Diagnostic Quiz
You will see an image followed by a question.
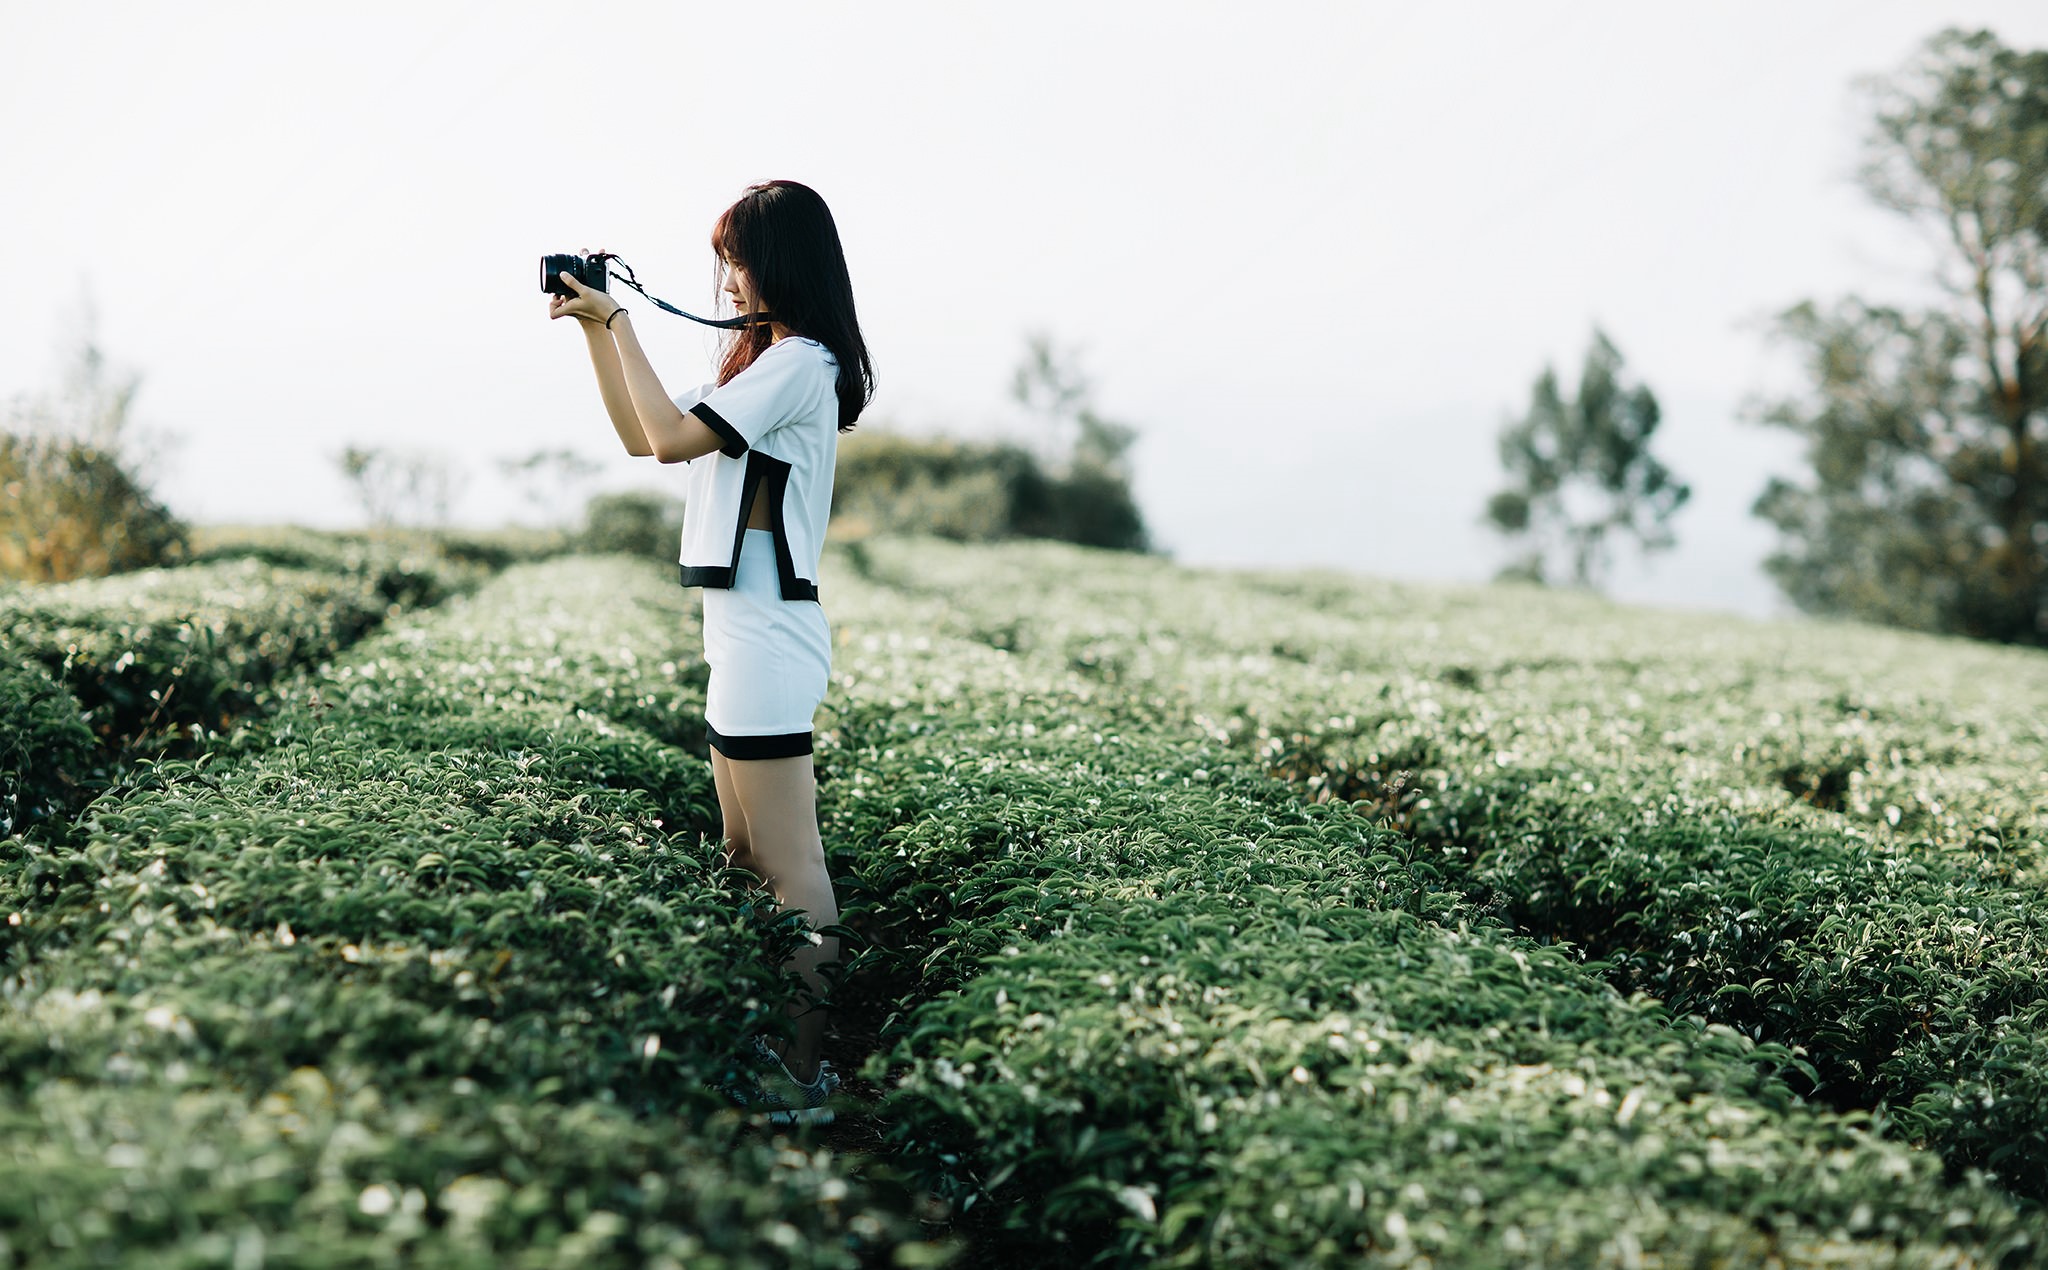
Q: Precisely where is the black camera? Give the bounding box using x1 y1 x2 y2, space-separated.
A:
536 251 757 330
541 251 611 297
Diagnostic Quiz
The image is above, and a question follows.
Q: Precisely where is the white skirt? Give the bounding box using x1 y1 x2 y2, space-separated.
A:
701 528 831 759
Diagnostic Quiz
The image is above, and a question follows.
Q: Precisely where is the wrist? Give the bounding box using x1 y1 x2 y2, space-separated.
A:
604 306 630 331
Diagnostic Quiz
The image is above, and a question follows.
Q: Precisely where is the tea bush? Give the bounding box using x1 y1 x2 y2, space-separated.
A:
801 553 2047 1267
189 523 569 575
11 535 2048 1267
0 556 946 1268
578 490 687 560
0 545 482 762
835 535 2048 1208
0 654 95 837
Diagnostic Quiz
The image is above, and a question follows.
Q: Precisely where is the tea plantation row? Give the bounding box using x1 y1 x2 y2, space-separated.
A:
1 534 482 837
811 542 2047 1266
6 538 2045 1267
1 556 950 1267
836 538 2048 1197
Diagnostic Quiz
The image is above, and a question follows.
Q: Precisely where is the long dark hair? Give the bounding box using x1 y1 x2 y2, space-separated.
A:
711 181 874 431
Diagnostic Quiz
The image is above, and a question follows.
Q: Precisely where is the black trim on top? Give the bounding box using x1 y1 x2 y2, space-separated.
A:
708 725 814 760
676 449 820 602
766 458 819 602
725 455 770 581
692 403 749 459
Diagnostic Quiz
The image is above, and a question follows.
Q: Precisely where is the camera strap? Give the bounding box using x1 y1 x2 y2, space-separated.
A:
599 254 777 330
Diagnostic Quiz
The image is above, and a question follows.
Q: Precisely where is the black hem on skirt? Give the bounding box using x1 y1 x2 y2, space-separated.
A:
708 726 815 760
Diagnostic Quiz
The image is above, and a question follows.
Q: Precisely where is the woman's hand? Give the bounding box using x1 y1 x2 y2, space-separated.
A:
549 268 622 326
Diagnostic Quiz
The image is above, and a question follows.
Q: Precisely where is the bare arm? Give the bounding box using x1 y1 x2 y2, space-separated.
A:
581 321 654 456
606 313 730 464
552 271 729 463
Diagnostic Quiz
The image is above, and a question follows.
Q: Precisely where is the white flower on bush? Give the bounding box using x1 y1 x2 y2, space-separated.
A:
1117 1185 1157 1222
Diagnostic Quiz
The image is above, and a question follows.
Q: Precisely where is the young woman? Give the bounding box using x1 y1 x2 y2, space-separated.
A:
549 180 874 1124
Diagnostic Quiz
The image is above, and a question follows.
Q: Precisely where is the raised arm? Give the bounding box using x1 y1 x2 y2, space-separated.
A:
605 311 732 464
578 321 654 456
551 272 729 464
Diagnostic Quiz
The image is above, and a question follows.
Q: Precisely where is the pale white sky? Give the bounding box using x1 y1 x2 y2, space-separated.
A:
5 1 2043 620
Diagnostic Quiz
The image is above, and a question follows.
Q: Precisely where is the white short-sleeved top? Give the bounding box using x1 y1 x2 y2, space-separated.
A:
670 336 840 602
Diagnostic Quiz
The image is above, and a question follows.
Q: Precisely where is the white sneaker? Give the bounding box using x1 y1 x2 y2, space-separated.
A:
727 1036 841 1126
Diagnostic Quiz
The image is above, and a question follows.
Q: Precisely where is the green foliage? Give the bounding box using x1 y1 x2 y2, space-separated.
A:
1753 27 2048 645
1484 329 1688 589
1 315 190 583
831 334 1148 553
1037 462 1147 556
11 534 2048 1265
0 655 96 838
0 556 944 1267
835 535 2048 1222
0 1079 917 1270
577 490 687 560
801 539 2046 1265
1010 332 1147 552
186 523 388 573
429 527 573 571
833 432 1146 551
833 433 1030 542
183 526 480 609
188 523 574 574
0 541 482 797
0 433 190 583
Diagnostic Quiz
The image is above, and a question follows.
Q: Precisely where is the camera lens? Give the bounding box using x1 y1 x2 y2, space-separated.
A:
540 253 578 295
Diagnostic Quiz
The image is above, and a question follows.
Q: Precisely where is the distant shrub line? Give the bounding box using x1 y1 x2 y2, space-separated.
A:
831 432 1148 552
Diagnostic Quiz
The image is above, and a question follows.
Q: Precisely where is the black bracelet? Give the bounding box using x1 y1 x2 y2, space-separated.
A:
604 307 629 330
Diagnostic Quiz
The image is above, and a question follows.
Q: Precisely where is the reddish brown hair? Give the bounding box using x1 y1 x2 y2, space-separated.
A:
711 181 874 431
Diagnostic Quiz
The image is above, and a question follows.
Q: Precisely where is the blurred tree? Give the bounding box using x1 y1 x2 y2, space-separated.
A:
336 446 397 528
1484 329 1690 589
826 334 1149 551
1 307 188 581
1750 27 2047 645
336 445 467 531
497 447 604 527
1009 332 1147 551
1012 332 1091 470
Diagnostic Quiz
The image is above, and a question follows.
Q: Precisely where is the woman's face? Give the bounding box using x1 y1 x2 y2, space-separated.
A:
720 254 760 316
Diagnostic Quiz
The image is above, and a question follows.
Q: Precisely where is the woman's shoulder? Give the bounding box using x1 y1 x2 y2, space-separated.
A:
758 337 839 404
767 335 837 367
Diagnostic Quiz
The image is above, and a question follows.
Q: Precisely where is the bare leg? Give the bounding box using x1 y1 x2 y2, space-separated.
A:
726 750 838 1084
709 749 758 878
